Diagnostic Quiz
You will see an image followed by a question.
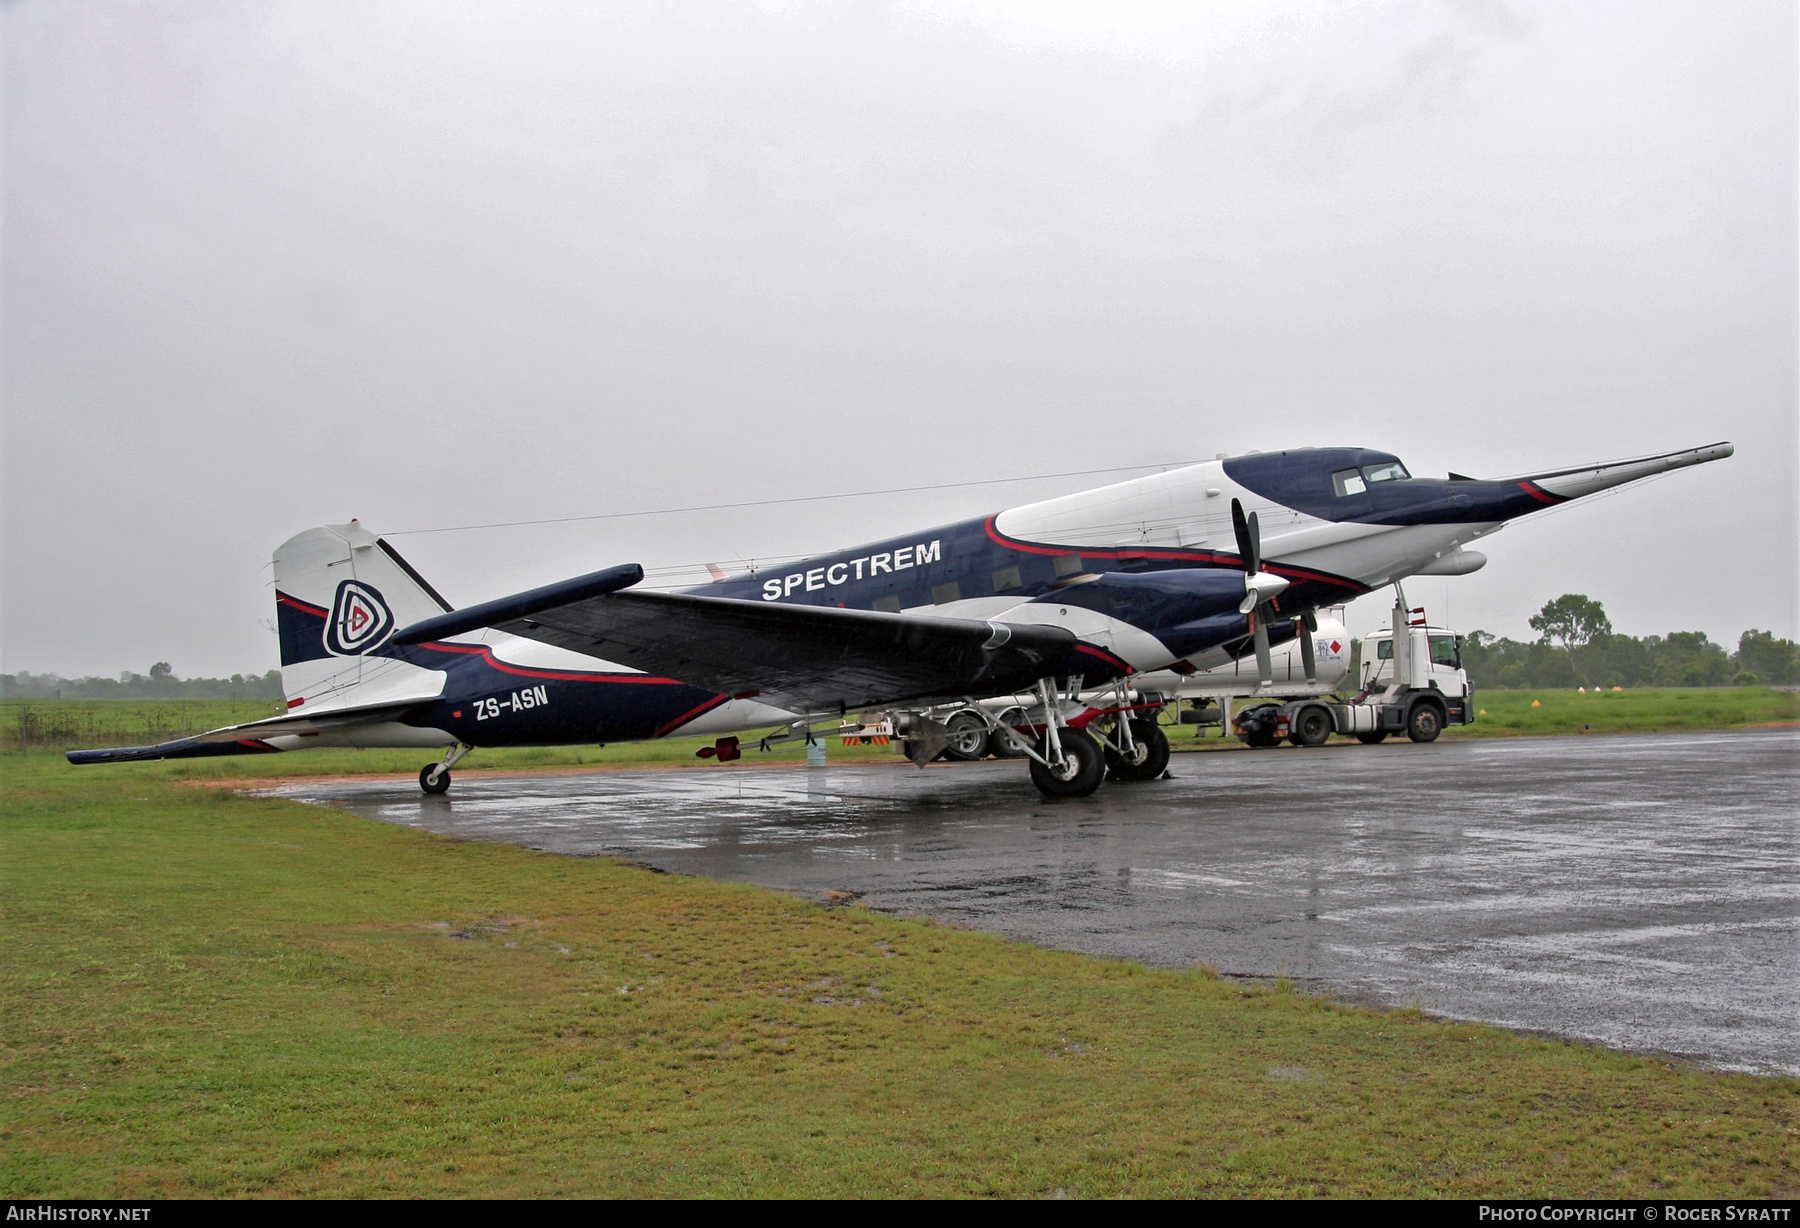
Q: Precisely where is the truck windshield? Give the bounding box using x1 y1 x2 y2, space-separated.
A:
1362 461 1410 483
1429 635 1460 667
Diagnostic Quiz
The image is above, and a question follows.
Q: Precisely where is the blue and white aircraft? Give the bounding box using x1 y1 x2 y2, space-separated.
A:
69 441 1732 798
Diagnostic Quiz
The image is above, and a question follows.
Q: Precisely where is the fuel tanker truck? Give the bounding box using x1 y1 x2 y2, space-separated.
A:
1229 594 1473 747
912 607 1356 760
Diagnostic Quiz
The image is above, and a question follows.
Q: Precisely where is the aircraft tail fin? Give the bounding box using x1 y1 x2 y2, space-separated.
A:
271 523 454 709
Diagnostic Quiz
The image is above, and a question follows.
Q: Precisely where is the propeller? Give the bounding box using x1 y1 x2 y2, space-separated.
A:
1295 609 1319 682
1231 498 1290 687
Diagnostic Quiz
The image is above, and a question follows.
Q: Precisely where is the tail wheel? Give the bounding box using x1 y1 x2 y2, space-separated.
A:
942 711 991 761
419 765 451 794
1354 730 1387 745
1407 702 1444 743
1028 727 1105 798
991 708 1028 758
1108 719 1170 781
1289 706 1333 747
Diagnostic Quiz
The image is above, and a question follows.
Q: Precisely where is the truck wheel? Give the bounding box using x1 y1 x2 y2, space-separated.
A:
1028 728 1105 798
1234 702 1282 748
1109 720 1170 781
1289 706 1332 747
942 711 990 761
1354 731 1387 745
1407 702 1444 743
991 708 1028 758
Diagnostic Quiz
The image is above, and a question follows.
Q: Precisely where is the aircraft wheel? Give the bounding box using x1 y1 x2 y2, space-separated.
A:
1108 720 1170 781
1290 706 1333 747
942 711 991 761
990 708 1028 758
419 765 451 794
1028 727 1105 798
1407 702 1444 743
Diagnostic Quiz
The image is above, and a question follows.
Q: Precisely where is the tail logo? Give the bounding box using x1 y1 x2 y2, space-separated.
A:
324 580 396 656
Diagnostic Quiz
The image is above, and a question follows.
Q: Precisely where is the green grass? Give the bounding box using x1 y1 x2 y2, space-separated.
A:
1 752 1794 1197
1444 686 1798 739
13 688 1795 779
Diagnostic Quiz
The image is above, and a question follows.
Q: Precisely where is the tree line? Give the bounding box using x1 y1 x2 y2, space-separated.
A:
0 665 285 700
4 595 1796 699
1461 595 1798 690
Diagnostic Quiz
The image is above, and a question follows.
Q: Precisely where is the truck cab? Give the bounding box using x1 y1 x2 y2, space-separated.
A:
1339 621 1474 740
1359 625 1470 701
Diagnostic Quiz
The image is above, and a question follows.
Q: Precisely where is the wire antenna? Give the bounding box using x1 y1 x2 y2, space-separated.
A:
383 459 1204 537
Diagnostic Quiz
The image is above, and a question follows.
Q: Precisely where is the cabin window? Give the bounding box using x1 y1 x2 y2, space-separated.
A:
871 596 902 614
990 566 1021 592
1053 553 1084 577
1430 635 1461 668
931 581 962 605
1362 461 1410 484
1332 468 1367 497
1375 639 1393 660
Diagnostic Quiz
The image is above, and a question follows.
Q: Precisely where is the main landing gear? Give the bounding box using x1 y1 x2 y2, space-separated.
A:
966 677 1172 800
419 743 472 795
1028 726 1105 797
1105 718 1171 781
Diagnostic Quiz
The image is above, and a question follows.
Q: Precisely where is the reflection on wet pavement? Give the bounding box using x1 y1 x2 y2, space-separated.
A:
268 728 1800 1074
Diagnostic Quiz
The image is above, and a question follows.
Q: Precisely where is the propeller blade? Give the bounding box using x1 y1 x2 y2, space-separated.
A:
1297 617 1317 682
1230 499 1252 570
1253 619 1273 686
1302 609 1319 633
1246 510 1262 577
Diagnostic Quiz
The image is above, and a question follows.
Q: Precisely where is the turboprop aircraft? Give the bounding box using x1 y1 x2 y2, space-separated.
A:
68 441 1732 798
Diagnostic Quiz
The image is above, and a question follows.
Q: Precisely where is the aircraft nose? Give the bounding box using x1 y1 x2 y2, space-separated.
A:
1521 441 1733 502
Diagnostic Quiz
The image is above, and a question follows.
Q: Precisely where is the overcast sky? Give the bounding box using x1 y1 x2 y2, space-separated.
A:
5 0 1795 678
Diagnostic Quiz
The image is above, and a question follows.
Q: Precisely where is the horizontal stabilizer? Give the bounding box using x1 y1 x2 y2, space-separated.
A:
66 737 290 765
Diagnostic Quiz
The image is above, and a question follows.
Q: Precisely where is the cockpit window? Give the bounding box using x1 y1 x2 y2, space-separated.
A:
1362 461 1410 483
1332 468 1367 497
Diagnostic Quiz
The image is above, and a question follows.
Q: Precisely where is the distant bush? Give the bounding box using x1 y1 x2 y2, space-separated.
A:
1461 597 1798 690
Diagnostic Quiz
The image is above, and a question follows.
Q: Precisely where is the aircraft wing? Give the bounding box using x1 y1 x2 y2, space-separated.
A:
392 568 1077 714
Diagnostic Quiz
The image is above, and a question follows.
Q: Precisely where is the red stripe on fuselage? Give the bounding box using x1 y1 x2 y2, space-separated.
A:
982 516 1365 591
654 693 732 738
416 640 685 684
1518 481 1565 505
